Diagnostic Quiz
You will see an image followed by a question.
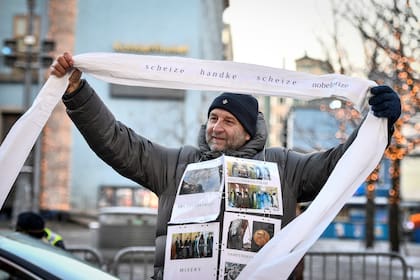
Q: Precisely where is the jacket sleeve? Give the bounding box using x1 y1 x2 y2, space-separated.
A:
62 80 178 195
284 123 362 202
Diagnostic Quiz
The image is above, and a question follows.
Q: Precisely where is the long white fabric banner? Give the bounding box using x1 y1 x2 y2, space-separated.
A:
0 53 387 279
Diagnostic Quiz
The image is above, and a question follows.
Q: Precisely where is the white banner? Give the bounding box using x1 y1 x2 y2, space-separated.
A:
74 52 371 110
0 74 70 206
0 53 386 279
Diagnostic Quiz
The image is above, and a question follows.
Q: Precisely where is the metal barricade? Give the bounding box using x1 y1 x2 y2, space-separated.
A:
304 251 414 280
67 245 104 269
111 246 155 280
105 247 415 280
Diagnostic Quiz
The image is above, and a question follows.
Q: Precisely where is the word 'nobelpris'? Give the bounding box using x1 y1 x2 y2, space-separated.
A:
312 81 349 89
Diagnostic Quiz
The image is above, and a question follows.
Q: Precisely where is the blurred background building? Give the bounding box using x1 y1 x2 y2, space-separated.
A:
0 0 419 247
0 0 230 219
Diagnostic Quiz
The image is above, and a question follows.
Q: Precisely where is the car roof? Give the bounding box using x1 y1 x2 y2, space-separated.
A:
0 230 118 279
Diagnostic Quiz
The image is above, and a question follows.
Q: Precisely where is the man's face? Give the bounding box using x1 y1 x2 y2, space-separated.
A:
206 108 251 152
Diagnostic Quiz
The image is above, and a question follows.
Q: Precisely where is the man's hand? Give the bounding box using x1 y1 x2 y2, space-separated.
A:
50 52 82 93
369 85 401 127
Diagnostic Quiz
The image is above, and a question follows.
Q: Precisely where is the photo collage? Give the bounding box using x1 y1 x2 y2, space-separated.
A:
165 155 283 279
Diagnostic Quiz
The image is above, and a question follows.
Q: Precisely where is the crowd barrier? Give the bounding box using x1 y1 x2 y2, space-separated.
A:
110 246 155 280
304 251 414 280
67 246 415 280
66 245 104 269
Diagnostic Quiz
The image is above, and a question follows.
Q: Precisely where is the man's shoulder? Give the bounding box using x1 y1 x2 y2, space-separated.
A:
178 145 201 162
179 145 200 154
254 147 288 160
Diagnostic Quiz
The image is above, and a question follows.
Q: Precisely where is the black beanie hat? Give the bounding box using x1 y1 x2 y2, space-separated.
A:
208 92 259 137
16 212 45 233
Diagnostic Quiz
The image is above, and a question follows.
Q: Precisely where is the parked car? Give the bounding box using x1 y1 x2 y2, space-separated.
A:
97 185 158 250
0 230 118 280
98 206 157 249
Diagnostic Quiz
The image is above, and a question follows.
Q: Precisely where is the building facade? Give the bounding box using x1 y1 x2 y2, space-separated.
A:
0 0 230 216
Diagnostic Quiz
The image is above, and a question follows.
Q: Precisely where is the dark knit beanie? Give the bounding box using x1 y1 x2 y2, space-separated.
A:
16 212 45 234
208 92 259 137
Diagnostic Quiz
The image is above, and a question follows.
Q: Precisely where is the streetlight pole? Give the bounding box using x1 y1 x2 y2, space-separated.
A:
22 0 41 213
24 0 35 110
11 0 39 219
25 0 41 213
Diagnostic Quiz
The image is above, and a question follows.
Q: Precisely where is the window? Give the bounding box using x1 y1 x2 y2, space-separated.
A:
13 15 41 48
0 14 41 83
1 111 22 143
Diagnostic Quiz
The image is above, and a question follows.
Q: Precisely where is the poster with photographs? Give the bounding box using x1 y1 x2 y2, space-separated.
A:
170 156 224 224
224 156 283 215
164 223 220 280
219 212 281 280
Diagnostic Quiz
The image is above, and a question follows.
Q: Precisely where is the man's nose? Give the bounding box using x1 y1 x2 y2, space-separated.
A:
212 120 224 132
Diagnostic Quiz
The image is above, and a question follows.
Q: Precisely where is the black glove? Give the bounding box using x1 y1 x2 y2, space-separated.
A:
369 85 401 128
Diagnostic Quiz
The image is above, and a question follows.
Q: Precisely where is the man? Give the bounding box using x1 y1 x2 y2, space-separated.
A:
15 211 66 250
51 52 401 279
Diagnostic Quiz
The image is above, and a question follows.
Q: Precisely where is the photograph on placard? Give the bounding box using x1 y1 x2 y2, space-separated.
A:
222 261 246 280
164 223 219 280
170 231 215 260
179 165 223 195
170 156 224 224
219 212 281 279
224 156 282 215
226 156 278 181
226 182 280 214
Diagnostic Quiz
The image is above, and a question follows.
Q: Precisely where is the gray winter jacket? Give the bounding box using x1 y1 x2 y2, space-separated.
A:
63 80 359 279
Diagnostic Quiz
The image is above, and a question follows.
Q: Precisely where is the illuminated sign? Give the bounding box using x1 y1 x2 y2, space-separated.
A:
113 42 188 55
